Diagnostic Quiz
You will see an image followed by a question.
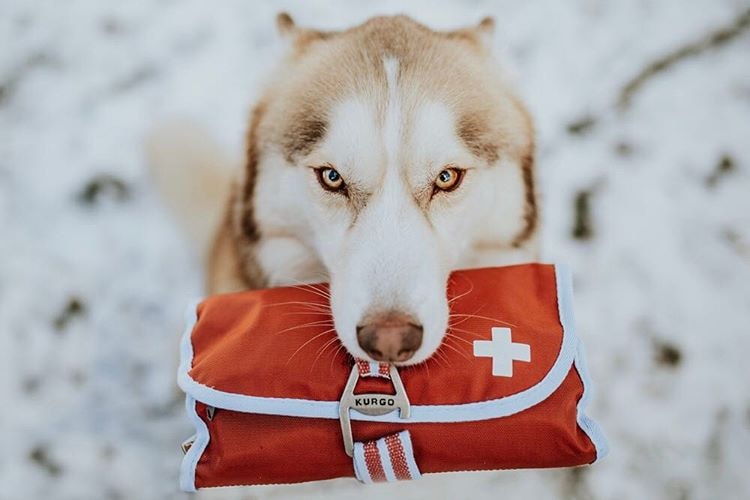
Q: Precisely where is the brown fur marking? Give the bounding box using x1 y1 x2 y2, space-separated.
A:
207 197 252 292
457 112 500 164
241 102 266 242
282 114 328 163
511 148 538 247
211 184 267 291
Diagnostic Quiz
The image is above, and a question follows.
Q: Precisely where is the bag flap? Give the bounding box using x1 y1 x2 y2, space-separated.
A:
177 263 579 423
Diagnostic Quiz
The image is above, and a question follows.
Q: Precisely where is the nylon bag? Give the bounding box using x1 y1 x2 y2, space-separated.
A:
177 263 608 490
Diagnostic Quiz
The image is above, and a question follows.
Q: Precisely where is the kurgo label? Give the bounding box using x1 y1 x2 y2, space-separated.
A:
354 396 397 408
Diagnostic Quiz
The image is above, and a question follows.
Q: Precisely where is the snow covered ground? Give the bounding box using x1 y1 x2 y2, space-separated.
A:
2 1 750 499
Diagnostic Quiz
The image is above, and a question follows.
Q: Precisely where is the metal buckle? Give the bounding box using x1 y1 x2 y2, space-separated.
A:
181 436 195 454
338 364 411 457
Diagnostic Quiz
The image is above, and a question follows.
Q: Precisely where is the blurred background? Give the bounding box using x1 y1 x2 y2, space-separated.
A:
2 1 749 499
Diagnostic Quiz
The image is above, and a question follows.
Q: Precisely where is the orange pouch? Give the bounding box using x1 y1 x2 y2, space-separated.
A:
177 263 608 490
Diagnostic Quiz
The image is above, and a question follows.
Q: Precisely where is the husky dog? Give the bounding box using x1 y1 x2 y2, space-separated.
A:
149 13 537 368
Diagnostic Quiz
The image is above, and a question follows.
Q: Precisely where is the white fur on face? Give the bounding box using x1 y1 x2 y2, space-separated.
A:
327 167 450 365
382 57 401 171
259 59 527 365
301 59 457 365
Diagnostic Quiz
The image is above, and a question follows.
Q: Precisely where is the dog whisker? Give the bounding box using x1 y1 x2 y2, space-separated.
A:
447 280 475 305
444 332 477 345
310 336 341 373
445 326 486 340
284 328 337 366
439 336 470 360
431 347 451 369
329 343 348 373
273 319 335 336
272 305 332 316
447 273 475 301
286 282 332 302
263 300 329 311
269 273 332 302
449 312 517 328
281 310 333 318
267 302 332 318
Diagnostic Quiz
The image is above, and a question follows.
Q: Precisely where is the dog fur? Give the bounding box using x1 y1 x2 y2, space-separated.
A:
148 13 538 367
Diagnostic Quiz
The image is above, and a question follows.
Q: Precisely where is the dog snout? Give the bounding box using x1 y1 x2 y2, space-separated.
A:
356 310 424 362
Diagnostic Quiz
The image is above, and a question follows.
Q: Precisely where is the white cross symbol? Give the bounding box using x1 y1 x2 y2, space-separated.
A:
473 327 531 377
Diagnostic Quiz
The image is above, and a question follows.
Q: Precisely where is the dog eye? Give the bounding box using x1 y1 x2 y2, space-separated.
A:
433 167 464 193
316 166 346 193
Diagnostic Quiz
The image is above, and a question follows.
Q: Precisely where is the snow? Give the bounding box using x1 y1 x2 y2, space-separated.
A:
2 0 749 499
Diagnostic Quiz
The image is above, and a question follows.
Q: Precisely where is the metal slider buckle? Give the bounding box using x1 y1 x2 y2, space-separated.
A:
338 364 411 457
181 436 194 455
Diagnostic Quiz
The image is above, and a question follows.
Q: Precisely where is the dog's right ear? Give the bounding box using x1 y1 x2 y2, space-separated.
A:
275 12 332 50
276 12 297 37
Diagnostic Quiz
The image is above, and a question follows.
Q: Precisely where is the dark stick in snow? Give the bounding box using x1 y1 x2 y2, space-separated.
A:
618 8 750 109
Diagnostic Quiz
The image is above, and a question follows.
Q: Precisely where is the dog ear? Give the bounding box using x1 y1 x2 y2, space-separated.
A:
471 16 495 47
446 16 496 49
276 12 297 37
476 16 495 35
275 12 332 50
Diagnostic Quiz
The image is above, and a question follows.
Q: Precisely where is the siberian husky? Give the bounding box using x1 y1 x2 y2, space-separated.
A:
149 11 539 498
149 12 537 372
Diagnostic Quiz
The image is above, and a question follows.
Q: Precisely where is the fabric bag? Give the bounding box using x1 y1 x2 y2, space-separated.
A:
177 263 608 490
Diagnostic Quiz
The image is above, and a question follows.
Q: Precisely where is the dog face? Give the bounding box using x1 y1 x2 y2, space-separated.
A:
240 15 537 365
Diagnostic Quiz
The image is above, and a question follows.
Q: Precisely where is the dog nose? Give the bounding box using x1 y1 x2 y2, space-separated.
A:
356 310 423 362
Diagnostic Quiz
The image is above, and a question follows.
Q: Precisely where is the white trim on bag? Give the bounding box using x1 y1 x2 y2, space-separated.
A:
556 265 609 461
572 341 610 462
180 395 209 492
177 265 580 424
178 300 209 492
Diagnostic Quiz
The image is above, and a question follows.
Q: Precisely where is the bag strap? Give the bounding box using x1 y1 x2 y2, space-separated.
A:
341 361 421 482
352 430 422 483
356 359 391 379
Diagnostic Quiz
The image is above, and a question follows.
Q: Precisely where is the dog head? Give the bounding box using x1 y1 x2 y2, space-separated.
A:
236 14 537 365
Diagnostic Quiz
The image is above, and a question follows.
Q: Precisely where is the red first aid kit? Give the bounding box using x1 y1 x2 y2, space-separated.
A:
177 263 607 490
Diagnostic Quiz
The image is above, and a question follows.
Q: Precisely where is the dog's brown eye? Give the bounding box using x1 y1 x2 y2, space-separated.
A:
316 166 346 192
434 167 464 193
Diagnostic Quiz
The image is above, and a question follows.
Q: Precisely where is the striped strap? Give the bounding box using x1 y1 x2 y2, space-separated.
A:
352 430 421 483
356 359 391 379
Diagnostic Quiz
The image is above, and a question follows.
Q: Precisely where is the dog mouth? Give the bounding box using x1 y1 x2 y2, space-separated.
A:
324 254 451 367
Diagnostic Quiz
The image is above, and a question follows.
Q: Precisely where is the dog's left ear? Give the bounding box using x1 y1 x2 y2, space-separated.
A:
471 16 495 47
447 16 495 49
476 16 496 35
